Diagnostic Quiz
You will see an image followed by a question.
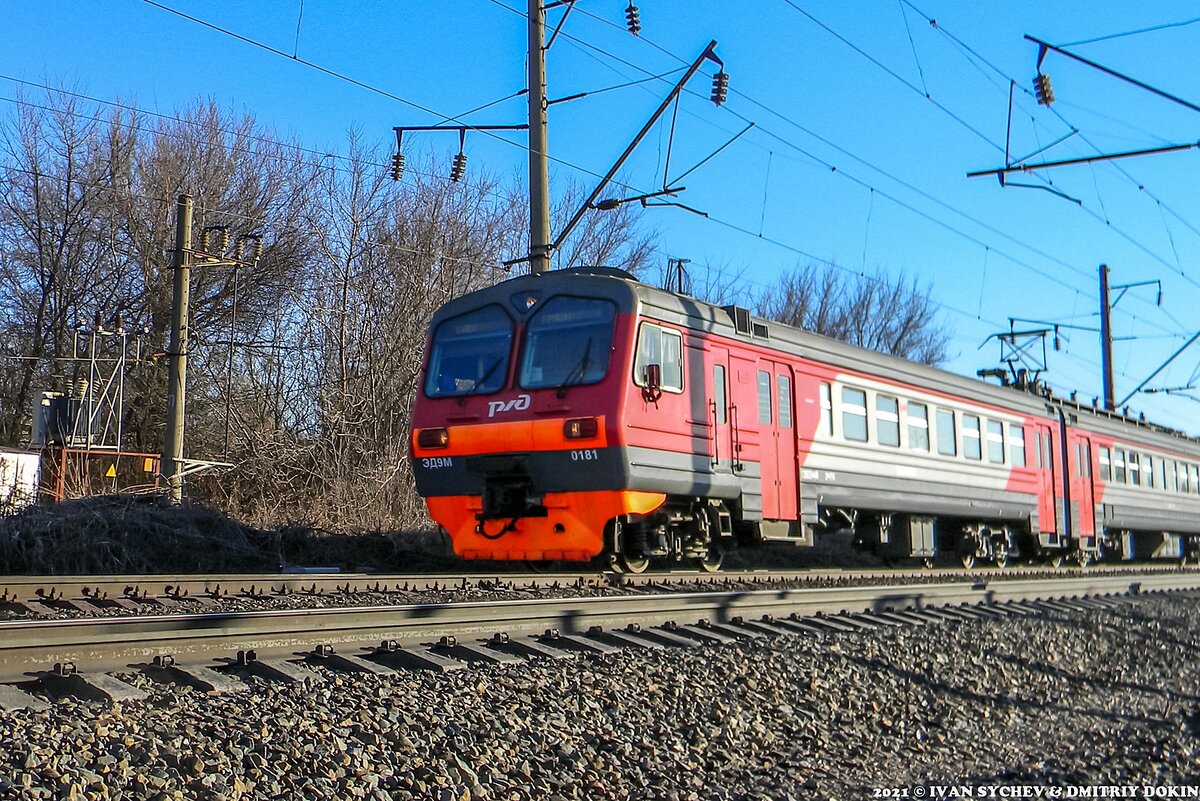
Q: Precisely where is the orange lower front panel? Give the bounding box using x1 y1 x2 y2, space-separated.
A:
426 490 666 561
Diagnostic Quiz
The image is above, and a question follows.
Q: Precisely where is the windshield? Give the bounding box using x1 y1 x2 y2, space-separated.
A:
424 305 514 397
518 296 616 390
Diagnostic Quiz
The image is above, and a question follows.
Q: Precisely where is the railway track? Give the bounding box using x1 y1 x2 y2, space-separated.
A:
2 562 1194 618
2 570 1198 707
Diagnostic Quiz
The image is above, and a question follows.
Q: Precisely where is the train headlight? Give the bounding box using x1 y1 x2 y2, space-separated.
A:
563 417 599 440
417 428 450 449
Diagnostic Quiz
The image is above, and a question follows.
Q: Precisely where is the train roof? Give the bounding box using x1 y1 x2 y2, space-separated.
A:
439 268 1200 453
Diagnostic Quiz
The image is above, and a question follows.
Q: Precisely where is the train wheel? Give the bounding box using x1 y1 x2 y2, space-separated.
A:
994 551 1009 570
922 557 935 570
695 546 724 573
960 553 977 570
618 553 651 574
1049 553 1065 569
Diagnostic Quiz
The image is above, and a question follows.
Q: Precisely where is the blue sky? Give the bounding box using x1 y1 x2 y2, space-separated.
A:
5 2 1200 433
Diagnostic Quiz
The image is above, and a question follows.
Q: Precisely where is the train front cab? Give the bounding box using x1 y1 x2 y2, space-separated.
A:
411 272 669 563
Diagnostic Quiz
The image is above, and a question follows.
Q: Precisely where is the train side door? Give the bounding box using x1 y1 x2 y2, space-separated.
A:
758 359 798 520
1033 424 1058 536
1069 433 1097 541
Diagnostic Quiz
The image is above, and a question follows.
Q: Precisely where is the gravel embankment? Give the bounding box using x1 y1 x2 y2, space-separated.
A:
2 594 1198 800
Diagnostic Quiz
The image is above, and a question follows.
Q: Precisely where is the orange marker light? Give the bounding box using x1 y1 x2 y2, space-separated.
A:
563 417 599 440
417 428 450 449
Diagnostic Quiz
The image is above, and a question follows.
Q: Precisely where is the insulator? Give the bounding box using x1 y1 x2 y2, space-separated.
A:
710 71 729 106
390 152 405 181
252 237 263 261
1033 73 1055 106
218 227 230 254
450 151 467 183
624 3 641 35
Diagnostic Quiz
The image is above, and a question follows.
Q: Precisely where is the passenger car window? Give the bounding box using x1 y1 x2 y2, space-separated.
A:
936 408 956 456
425 304 514 397
842 387 868 442
963 415 981 461
907 402 929 451
986 420 1004 464
876 395 899 447
1010 425 1026 467
820 382 833 436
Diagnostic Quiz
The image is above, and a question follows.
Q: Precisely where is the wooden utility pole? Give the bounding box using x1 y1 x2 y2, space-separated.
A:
163 194 193 502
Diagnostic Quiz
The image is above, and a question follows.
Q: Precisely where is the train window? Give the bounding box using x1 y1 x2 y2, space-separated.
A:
1099 448 1111 481
907 402 930 452
985 420 1005 464
757 371 773 425
1128 453 1141 486
1009 425 1026 467
1191 464 1199 495
935 408 956 456
634 323 684 392
1166 461 1176 492
1178 462 1188 493
519 297 616 390
713 365 727 424
876 395 900 447
963 415 981 460
820 382 833 436
425 304 514 397
1146 456 1156 488
777 375 793 429
1113 450 1126 483
842 387 868 442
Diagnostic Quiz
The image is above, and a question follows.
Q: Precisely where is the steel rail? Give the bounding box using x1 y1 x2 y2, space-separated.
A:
3 563 1192 608
1 572 1197 683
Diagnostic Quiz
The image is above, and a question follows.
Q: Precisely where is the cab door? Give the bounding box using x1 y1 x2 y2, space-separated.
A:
708 346 733 475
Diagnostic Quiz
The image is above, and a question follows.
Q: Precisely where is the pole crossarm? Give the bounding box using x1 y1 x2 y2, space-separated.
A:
552 41 722 253
392 124 528 133
1025 35 1200 116
1118 331 1200 408
968 142 1199 179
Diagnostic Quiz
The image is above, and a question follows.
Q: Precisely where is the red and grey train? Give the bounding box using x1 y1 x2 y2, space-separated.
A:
410 267 1200 572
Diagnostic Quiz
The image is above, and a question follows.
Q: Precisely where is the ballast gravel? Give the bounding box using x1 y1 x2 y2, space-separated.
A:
2 594 1199 800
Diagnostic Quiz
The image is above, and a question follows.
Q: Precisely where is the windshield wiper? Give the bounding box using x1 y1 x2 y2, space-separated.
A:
556 338 593 399
463 356 504 397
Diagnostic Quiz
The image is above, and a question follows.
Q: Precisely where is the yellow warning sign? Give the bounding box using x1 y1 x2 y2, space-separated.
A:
104 464 116 478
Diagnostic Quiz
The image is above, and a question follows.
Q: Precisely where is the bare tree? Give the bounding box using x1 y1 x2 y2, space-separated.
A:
757 262 950 365
0 90 664 532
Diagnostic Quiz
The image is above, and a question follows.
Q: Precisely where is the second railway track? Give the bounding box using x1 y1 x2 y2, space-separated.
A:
2 569 1198 697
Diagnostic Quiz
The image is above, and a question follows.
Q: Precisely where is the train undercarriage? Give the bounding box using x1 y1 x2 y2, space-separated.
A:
604 498 736 573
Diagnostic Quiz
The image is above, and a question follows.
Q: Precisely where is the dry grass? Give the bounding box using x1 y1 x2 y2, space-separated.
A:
0 495 459 575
